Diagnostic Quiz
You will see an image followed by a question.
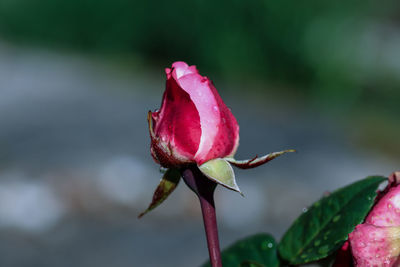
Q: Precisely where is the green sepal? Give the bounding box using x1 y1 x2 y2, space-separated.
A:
138 168 181 218
225 149 295 169
198 158 241 194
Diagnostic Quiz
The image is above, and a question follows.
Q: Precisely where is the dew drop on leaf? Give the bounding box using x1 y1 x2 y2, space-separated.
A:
261 241 274 250
332 215 341 222
318 245 329 254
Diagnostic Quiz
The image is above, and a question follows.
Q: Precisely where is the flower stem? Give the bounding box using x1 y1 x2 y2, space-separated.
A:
182 166 222 267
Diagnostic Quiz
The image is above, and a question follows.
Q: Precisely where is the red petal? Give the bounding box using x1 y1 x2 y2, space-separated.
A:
154 75 201 159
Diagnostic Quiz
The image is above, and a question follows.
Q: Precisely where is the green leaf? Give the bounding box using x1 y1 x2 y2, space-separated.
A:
138 168 181 218
278 176 387 265
240 261 266 267
202 233 280 267
198 158 241 193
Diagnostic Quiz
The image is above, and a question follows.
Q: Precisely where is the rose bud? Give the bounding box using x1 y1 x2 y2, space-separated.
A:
140 61 294 217
149 61 239 169
347 172 400 266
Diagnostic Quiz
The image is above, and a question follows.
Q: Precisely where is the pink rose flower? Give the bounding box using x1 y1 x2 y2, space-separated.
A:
347 172 400 266
149 61 239 168
140 61 293 217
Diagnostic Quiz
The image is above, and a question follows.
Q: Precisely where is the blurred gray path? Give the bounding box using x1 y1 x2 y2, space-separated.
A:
0 42 397 267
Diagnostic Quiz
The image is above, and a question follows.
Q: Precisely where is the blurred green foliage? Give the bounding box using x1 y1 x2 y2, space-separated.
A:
0 0 399 108
0 0 399 156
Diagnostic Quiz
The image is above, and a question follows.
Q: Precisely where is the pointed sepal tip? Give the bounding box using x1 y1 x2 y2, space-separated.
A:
226 149 295 169
138 168 181 218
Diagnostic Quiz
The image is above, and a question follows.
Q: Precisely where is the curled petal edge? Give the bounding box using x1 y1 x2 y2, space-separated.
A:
225 149 296 169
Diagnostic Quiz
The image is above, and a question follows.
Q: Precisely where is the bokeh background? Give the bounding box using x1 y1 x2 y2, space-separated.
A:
0 0 399 266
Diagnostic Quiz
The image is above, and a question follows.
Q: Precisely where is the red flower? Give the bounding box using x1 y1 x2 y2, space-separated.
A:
344 172 400 266
149 61 239 168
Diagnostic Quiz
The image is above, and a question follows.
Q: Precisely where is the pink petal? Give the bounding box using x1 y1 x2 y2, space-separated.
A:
202 80 239 162
176 73 221 164
169 61 198 80
349 224 400 266
365 184 400 227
